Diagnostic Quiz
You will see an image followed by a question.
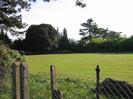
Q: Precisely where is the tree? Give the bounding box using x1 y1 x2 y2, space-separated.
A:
0 0 86 39
58 28 69 50
0 29 11 44
104 30 121 40
0 0 86 36
0 0 30 35
79 18 100 43
12 39 25 50
80 18 121 44
24 24 58 52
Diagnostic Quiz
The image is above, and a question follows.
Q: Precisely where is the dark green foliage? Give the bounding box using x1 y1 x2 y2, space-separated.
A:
12 39 25 50
121 36 133 51
67 36 133 52
11 19 133 53
80 18 121 44
0 29 11 45
0 0 30 35
69 39 78 51
58 28 70 50
24 24 58 52
80 18 98 43
77 18 128 52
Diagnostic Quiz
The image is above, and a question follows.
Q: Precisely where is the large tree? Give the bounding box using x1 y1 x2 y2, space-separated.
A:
24 24 58 52
80 18 121 43
0 0 30 35
79 18 100 43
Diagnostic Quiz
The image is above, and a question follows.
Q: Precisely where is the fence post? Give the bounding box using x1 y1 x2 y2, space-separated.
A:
20 63 29 99
12 63 20 99
95 65 100 99
0 65 3 92
50 65 62 99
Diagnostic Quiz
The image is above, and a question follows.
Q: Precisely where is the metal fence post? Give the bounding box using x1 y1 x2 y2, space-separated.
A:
20 63 29 99
50 65 63 99
12 63 20 99
96 65 100 99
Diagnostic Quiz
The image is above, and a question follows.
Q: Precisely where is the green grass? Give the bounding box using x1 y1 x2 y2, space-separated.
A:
26 53 133 83
29 73 106 99
29 73 126 99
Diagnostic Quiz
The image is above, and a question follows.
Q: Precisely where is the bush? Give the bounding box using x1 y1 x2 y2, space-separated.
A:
0 41 25 66
0 41 25 79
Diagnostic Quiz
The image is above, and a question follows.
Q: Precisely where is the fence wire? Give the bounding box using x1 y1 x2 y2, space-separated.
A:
1 65 133 99
0 66 13 99
29 73 51 99
98 78 133 99
29 73 96 99
29 73 133 99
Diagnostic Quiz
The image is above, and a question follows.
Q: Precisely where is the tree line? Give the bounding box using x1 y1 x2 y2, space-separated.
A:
1 0 133 54
1 18 133 54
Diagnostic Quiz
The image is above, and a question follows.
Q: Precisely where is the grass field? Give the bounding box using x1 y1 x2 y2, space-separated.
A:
26 53 133 83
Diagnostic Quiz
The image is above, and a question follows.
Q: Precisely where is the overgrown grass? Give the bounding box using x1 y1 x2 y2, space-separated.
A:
29 73 97 99
0 74 12 99
27 53 133 83
29 73 126 99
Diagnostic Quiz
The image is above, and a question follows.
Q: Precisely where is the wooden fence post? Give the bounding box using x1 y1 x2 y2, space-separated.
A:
20 63 29 99
12 63 20 99
95 65 100 99
50 65 62 99
0 65 3 92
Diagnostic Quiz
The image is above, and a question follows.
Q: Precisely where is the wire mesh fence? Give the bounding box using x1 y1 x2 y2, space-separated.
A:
28 65 133 99
29 74 133 99
98 78 133 99
29 73 51 99
1 64 133 99
0 66 13 99
29 73 96 99
57 74 96 99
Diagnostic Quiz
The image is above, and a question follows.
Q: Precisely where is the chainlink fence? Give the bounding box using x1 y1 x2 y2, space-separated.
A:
29 73 96 99
98 78 133 99
29 73 133 99
0 66 13 99
1 64 133 99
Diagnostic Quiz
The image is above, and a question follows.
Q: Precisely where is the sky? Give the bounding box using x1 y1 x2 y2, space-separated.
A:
21 0 133 40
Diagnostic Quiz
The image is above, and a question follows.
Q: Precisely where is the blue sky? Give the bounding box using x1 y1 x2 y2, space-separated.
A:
22 0 133 40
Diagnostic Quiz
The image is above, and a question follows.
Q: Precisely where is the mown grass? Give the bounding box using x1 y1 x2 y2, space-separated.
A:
27 53 133 83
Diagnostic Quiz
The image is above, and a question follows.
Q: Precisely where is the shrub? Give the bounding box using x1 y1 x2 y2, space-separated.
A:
0 41 25 79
